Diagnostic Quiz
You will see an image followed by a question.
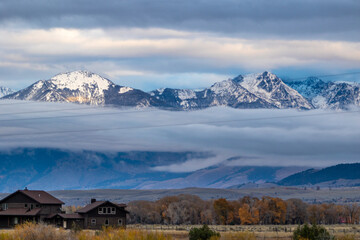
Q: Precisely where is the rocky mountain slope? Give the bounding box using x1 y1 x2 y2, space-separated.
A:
3 71 165 107
151 72 313 110
287 77 360 110
0 86 14 98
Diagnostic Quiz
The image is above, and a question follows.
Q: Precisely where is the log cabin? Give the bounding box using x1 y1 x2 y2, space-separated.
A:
0 189 128 229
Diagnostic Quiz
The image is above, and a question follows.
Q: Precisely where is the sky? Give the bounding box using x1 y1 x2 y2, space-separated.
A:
1 101 360 171
0 0 360 90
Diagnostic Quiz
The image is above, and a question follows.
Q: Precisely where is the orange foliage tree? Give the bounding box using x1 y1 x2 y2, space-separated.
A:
258 196 287 224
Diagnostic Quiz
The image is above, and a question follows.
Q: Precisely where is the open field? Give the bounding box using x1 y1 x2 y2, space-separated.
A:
18 187 360 205
128 224 360 240
1 224 360 240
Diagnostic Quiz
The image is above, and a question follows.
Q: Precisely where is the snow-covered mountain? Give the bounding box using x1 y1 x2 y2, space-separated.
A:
3 71 164 107
287 77 360 110
4 70 359 110
151 71 313 110
0 86 14 97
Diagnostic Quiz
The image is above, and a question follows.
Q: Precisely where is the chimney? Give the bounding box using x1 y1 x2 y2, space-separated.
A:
24 187 28 191
91 198 96 203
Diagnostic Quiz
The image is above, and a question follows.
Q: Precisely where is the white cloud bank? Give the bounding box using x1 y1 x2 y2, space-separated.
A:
0 101 359 171
1 27 360 90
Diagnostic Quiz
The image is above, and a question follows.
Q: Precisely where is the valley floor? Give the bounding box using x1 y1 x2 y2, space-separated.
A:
128 224 360 240
1 224 360 240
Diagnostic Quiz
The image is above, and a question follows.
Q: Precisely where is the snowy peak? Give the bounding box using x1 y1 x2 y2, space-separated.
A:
50 71 113 92
150 71 313 110
240 71 280 91
236 71 313 109
2 70 158 107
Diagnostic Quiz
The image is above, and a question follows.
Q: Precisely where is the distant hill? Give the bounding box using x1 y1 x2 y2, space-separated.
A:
0 148 304 192
278 163 360 186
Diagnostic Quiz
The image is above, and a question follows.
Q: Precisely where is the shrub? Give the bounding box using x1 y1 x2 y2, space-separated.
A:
293 224 334 240
189 225 220 240
13 222 70 240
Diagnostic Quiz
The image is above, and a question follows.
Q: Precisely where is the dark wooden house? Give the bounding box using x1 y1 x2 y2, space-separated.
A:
47 199 128 229
0 189 128 230
0 188 64 228
76 199 128 229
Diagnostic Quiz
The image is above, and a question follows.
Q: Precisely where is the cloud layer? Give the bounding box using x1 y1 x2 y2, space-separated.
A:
0 0 359 90
1 101 359 171
1 0 359 40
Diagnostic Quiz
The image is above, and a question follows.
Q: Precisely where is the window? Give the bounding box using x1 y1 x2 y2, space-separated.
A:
30 204 34 210
98 207 116 215
2 203 8 210
35 204 40 208
24 204 28 208
91 219 96 225
118 219 122 225
104 219 109 226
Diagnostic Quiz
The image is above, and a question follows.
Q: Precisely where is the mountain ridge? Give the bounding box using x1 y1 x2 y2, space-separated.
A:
2 70 359 110
278 163 360 186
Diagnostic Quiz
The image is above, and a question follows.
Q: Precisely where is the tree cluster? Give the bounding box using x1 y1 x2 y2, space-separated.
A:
126 194 360 225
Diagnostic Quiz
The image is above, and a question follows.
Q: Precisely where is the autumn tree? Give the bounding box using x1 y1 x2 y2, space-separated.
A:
213 198 234 225
258 196 287 224
285 198 308 224
238 196 260 225
321 203 342 224
307 204 324 224
344 203 360 224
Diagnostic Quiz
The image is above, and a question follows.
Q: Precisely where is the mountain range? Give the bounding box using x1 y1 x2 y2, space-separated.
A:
2 70 359 110
0 147 359 192
0 148 306 192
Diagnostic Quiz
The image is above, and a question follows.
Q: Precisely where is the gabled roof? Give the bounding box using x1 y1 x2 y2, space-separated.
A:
76 201 128 214
0 190 64 205
76 201 106 213
0 208 41 216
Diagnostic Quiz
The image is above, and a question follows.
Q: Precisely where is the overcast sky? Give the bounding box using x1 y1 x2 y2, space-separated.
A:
1 101 360 171
0 0 359 90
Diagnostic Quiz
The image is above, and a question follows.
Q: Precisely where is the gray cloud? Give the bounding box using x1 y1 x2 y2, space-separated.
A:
0 27 359 90
1 101 359 172
1 0 360 41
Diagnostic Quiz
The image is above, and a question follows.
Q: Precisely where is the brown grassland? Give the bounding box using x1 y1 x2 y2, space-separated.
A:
1 222 360 240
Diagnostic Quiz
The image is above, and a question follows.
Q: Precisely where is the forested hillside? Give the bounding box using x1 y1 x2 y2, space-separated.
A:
278 163 360 186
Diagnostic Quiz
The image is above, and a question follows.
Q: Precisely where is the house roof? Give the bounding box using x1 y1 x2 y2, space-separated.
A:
46 213 83 219
76 201 106 213
0 190 64 205
76 201 128 214
0 208 41 216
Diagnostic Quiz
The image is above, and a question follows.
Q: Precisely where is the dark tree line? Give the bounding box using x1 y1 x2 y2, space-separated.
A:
126 194 360 225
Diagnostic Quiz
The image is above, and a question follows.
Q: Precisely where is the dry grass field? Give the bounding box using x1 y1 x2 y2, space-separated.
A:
1 223 360 240
128 224 360 240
